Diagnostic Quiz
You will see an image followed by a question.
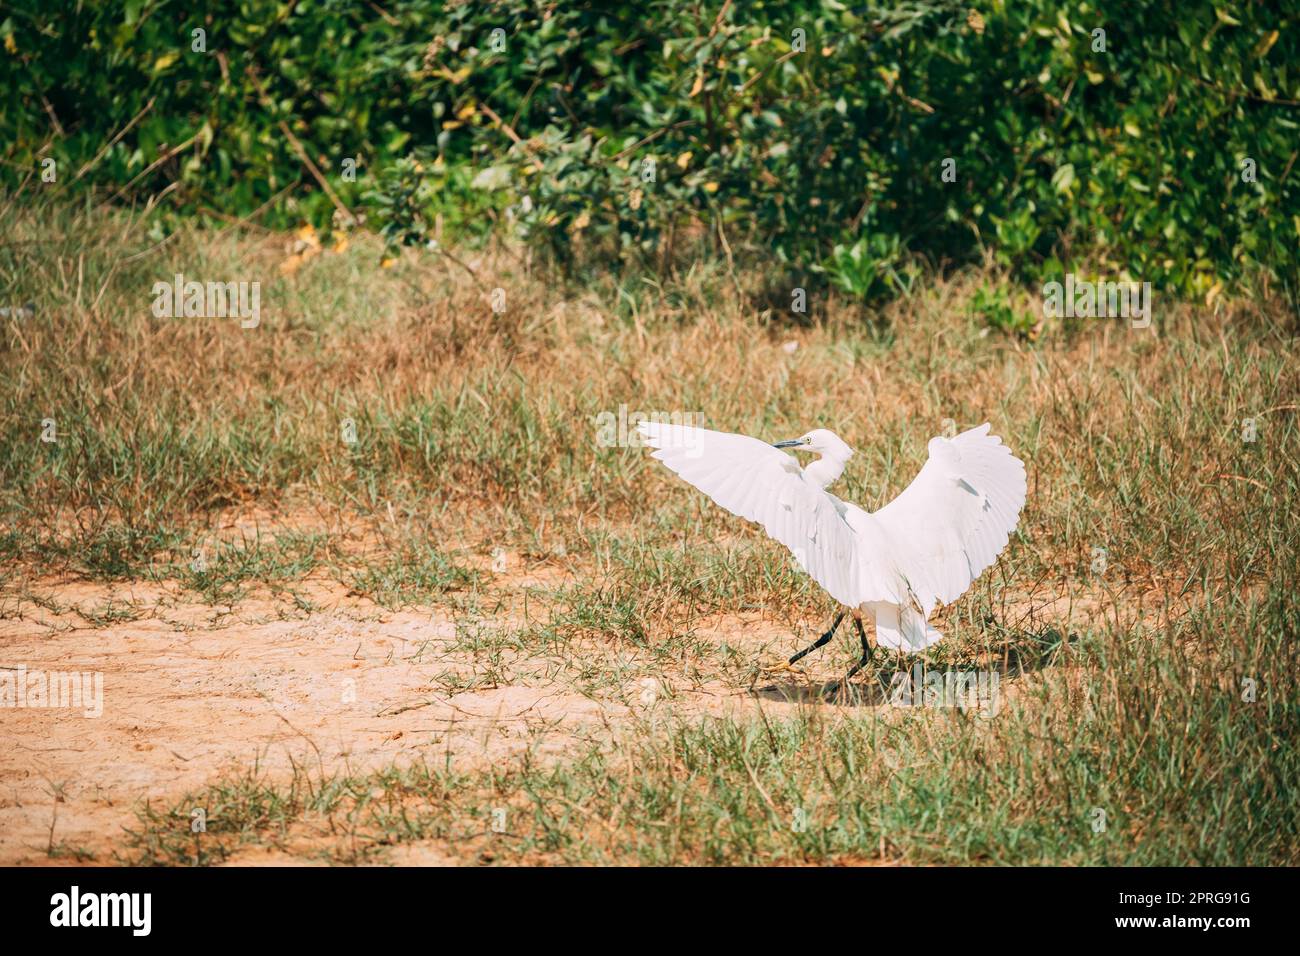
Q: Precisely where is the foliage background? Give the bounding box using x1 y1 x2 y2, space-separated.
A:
1 0 1298 303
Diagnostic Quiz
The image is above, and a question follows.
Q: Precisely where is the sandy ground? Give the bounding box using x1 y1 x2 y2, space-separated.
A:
0 567 832 865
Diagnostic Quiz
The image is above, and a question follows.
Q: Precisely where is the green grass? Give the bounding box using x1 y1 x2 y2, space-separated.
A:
162 531 335 604
345 542 480 608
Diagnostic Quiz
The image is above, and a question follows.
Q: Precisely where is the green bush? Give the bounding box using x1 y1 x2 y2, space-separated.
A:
2 1 1296 300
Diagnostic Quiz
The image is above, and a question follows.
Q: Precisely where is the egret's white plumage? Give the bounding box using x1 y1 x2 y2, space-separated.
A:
637 421 1026 654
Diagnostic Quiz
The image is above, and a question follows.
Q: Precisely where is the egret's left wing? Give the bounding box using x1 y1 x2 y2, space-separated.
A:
870 423 1026 613
637 422 891 608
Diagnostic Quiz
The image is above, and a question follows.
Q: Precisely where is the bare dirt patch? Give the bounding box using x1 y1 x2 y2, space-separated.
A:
0 572 629 864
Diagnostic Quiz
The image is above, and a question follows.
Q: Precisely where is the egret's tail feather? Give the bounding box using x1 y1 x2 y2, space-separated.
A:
866 601 944 653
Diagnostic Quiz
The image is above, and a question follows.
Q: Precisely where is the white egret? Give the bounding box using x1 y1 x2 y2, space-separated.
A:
637 421 1026 687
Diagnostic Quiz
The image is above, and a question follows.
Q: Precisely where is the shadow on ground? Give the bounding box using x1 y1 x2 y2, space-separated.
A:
751 625 1077 708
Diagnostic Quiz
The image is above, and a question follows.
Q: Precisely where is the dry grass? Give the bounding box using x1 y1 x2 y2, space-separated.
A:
1 200 1297 865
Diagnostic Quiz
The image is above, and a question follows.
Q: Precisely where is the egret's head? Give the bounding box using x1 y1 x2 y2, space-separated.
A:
773 428 853 460
774 429 853 489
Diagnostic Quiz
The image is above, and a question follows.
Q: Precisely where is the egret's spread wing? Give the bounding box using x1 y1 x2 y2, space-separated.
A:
872 423 1026 613
637 422 888 607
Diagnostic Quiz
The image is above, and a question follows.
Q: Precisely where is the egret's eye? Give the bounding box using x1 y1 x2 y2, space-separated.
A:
804 437 813 444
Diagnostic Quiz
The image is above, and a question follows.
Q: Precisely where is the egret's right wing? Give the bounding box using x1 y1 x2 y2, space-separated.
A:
637 422 891 607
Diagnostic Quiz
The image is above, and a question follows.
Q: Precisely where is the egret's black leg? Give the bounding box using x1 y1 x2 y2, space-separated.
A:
788 611 845 665
824 617 875 698
842 616 875 681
